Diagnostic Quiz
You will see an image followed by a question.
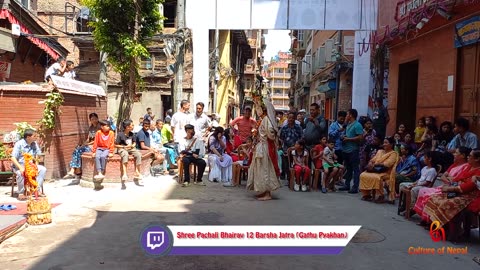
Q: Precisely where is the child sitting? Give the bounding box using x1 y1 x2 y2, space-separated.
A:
312 136 327 170
92 120 115 189
322 138 345 193
414 117 426 147
292 139 310 192
232 136 254 186
399 151 437 210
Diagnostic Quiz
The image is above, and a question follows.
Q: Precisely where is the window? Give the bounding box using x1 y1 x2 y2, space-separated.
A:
246 79 252 90
142 57 153 70
302 55 311 74
20 0 29 9
298 30 304 42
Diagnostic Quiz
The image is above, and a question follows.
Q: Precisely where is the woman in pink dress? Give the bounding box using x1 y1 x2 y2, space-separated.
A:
413 146 471 223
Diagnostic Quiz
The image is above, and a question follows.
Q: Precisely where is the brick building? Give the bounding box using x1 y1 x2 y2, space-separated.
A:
290 30 354 121
35 0 194 121
378 0 480 136
0 0 68 82
265 51 292 111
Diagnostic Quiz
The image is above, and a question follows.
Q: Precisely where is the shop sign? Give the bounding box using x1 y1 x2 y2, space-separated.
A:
395 0 430 21
455 15 480 48
343 36 355 56
0 61 11 79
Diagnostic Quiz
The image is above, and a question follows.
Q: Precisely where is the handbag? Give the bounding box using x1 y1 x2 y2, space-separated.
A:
447 182 458 199
181 138 197 157
367 164 388 173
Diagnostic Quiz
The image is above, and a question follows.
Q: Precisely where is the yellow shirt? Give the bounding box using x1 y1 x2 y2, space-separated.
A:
414 127 425 143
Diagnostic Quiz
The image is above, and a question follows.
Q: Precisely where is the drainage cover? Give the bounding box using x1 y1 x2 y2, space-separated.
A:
351 228 386 243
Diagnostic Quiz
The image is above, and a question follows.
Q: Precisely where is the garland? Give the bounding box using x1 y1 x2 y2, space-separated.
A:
23 153 39 195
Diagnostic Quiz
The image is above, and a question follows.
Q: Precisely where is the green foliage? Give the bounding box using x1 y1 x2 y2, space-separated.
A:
13 122 36 137
82 0 164 85
38 90 64 130
0 144 8 159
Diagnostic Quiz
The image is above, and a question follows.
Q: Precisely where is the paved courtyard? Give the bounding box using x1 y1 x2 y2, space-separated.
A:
0 176 479 270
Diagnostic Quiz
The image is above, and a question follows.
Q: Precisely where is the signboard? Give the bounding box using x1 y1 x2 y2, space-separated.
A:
343 36 355 56
395 0 430 22
0 61 12 79
50 75 106 96
455 15 480 48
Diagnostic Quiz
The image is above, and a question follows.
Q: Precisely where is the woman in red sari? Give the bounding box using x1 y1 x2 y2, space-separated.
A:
422 149 480 229
414 147 471 224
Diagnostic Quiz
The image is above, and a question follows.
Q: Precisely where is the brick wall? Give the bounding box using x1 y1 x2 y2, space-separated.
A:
0 88 107 179
36 0 82 64
0 50 46 83
386 26 456 135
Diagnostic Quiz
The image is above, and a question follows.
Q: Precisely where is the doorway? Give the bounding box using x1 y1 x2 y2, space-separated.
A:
161 95 172 121
396 60 419 132
456 43 480 136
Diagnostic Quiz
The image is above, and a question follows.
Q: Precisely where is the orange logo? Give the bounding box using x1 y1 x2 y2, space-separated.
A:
429 221 446 242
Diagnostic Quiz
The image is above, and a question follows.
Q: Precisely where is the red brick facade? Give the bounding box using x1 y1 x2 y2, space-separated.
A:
380 0 480 135
0 86 107 179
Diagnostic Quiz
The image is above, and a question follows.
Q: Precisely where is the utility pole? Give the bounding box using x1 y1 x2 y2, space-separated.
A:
173 0 185 112
212 28 219 113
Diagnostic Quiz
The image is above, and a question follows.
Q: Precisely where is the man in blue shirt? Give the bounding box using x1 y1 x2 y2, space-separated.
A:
279 111 303 179
448 117 479 152
339 109 364 193
328 110 347 164
11 129 47 200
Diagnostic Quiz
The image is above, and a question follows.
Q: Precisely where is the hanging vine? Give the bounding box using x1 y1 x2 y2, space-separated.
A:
37 89 64 152
37 88 64 134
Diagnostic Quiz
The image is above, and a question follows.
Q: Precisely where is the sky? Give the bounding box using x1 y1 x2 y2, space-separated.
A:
263 30 291 61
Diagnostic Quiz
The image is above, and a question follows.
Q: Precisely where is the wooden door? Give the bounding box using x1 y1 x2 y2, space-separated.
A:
457 44 480 135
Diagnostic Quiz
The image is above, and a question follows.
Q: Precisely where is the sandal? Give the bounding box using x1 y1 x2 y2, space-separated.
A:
17 194 27 201
63 173 75 179
361 195 373 201
374 196 385 203
0 204 17 211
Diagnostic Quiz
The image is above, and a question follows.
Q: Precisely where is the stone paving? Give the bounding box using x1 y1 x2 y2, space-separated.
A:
0 176 479 270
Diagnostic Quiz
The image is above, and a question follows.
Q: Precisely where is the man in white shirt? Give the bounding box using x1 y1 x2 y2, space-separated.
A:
192 102 212 142
45 57 67 82
171 100 193 143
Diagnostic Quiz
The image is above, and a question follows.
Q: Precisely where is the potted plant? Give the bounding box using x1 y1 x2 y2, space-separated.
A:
1 122 36 172
0 143 13 172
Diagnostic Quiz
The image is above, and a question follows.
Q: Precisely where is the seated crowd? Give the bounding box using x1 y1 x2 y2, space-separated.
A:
20 98 479 242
